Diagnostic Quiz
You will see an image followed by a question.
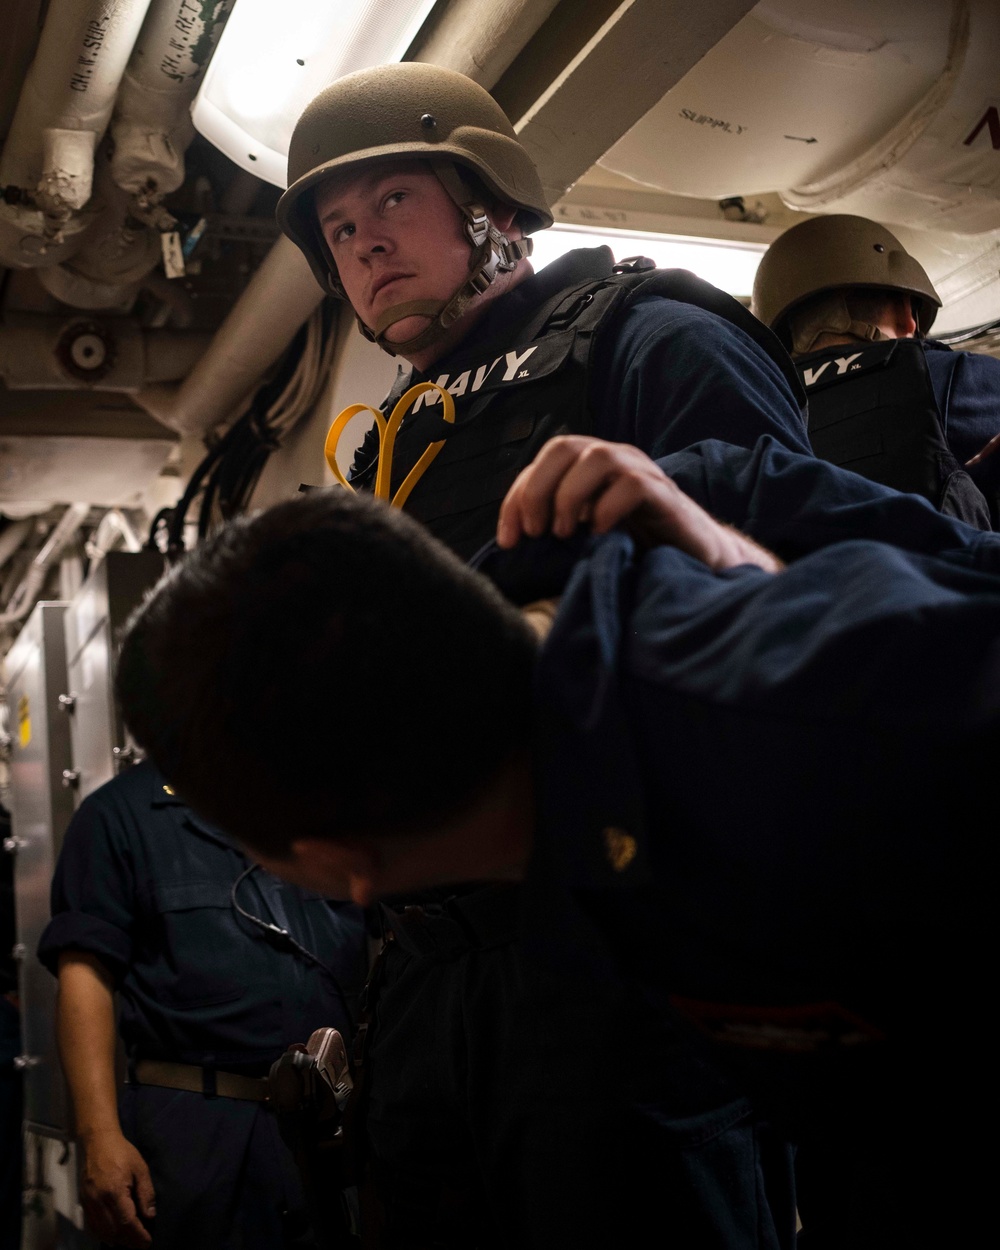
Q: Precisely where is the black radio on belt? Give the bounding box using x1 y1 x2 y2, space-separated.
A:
269 1026 353 1153
270 1028 359 1246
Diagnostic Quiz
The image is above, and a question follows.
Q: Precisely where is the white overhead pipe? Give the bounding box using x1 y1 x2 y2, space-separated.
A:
134 234 324 436
0 0 154 268
34 154 164 311
410 0 562 86
0 503 90 627
110 0 237 227
86 509 143 566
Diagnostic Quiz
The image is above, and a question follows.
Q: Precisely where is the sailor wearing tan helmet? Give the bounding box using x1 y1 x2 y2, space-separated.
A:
271 59 811 1250
277 60 811 560
753 213 1000 528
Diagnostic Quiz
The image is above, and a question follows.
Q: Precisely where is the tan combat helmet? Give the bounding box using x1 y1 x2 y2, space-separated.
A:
276 61 553 355
751 215 941 353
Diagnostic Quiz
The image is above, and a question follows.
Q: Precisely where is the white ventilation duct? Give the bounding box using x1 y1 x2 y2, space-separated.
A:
781 0 999 232
599 0 1000 235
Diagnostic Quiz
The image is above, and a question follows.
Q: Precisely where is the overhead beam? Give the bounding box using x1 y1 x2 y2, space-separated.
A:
511 0 758 206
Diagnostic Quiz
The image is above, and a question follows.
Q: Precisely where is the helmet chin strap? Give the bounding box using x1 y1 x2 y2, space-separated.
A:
357 160 532 358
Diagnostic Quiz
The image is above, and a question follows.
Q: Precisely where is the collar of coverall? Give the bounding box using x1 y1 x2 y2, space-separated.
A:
355 160 533 357
789 290 895 356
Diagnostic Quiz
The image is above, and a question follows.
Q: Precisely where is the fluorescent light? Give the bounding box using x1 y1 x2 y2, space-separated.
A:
192 0 436 188
531 223 766 297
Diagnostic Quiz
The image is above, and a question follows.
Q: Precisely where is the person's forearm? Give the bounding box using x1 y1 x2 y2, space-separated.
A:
56 952 121 1139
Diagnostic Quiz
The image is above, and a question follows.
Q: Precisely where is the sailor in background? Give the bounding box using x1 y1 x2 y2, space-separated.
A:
752 212 1000 528
38 761 367 1250
278 60 813 559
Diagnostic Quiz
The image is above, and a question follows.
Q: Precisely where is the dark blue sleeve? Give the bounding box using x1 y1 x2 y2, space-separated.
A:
658 436 1000 571
37 793 136 983
591 296 812 459
925 346 1000 495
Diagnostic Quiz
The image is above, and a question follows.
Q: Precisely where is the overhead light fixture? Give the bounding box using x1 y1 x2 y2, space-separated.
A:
191 0 436 188
530 224 767 297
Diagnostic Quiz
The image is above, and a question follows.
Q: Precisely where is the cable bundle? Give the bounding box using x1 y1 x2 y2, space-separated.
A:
154 300 338 557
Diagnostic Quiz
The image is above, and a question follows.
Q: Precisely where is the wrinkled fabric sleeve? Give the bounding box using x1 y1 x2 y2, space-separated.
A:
37 793 137 983
660 436 1000 572
592 297 812 459
927 347 1000 494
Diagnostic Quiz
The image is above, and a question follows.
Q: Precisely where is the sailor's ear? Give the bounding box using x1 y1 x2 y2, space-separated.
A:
490 202 518 235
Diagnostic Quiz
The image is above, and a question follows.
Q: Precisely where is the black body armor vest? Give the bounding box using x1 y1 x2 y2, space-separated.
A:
351 264 804 560
797 339 992 531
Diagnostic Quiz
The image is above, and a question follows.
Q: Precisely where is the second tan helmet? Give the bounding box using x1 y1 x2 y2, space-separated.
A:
276 61 552 333
751 215 941 342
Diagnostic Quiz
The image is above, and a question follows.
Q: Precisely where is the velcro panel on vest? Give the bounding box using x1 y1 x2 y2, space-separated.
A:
387 328 581 520
799 340 958 503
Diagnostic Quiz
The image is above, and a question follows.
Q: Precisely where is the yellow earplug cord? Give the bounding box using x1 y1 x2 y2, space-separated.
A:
324 382 455 510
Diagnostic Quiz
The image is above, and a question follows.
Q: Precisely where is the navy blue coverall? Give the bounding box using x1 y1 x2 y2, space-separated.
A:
38 761 367 1250
475 436 1000 1250
924 340 1000 503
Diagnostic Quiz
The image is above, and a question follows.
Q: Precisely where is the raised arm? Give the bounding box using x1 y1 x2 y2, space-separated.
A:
497 435 784 573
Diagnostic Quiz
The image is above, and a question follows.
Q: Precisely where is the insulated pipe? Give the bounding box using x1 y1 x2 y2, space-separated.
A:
0 0 154 265
134 234 324 436
34 156 162 309
87 508 143 558
110 0 237 217
409 0 562 87
0 503 90 627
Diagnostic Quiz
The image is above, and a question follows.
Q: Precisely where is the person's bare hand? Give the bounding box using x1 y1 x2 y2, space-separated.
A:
497 436 784 573
78 1130 155 1248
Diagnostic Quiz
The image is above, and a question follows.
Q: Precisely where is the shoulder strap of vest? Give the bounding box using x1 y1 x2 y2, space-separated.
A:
614 268 807 410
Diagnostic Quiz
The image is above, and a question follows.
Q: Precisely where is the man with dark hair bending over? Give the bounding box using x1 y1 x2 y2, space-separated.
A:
117 434 997 1249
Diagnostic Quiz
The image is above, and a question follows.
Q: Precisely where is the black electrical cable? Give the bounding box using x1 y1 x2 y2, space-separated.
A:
195 314 316 539
164 434 228 559
165 301 334 555
230 864 334 976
